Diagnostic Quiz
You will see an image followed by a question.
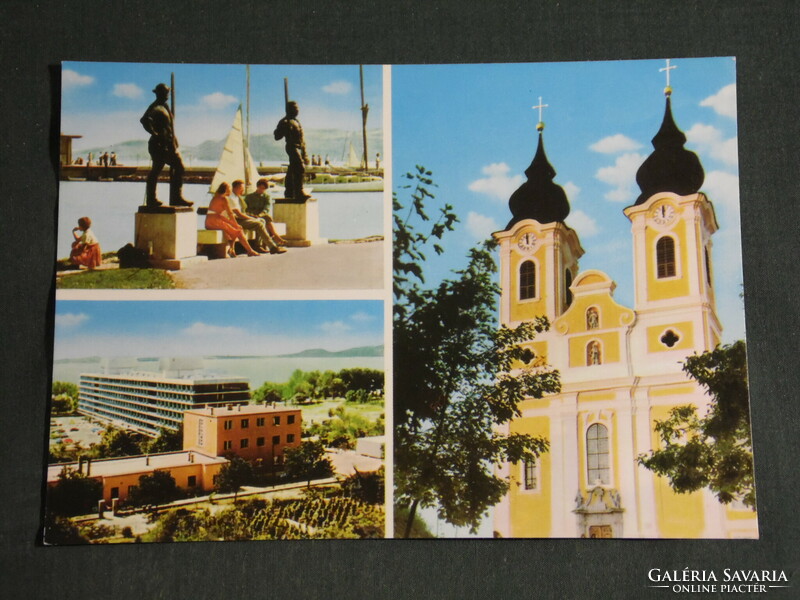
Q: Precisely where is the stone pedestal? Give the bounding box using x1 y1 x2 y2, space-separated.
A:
134 206 208 270
274 197 327 247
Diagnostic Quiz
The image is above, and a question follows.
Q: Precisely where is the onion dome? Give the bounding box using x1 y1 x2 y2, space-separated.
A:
634 96 704 205
506 130 570 229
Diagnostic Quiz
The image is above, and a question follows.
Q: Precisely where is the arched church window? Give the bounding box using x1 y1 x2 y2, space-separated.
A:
523 460 538 491
586 341 601 366
519 261 536 300
704 246 712 286
586 423 610 485
565 269 573 308
586 307 599 330
656 236 676 278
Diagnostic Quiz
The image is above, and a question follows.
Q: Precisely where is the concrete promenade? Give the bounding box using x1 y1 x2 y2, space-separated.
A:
171 239 384 290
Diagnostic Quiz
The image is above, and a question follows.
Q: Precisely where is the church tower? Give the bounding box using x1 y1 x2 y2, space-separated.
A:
624 76 723 373
494 102 584 331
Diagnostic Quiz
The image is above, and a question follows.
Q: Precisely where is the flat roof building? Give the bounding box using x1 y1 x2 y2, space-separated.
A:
78 358 250 437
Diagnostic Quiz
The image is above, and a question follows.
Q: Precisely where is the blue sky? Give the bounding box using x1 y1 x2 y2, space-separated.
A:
61 62 383 151
392 57 745 342
53 300 383 360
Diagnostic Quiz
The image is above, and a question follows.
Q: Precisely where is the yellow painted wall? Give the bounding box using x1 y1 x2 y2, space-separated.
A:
646 321 695 353
510 244 548 322
509 416 552 537
650 404 705 537
569 332 621 367
578 391 616 404
646 221 690 301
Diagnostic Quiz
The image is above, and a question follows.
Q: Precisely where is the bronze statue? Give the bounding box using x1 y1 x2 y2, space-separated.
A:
140 83 192 208
274 101 310 200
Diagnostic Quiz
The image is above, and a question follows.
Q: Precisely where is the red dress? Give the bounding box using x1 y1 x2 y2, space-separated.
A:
70 229 102 268
205 195 242 241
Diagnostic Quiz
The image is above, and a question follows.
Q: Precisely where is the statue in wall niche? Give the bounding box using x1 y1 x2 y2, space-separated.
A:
574 491 585 510
274 101 311 200
140 83 192 208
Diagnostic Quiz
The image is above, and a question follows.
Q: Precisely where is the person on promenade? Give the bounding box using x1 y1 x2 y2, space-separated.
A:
69 216 102 269
205 182 261 258
229 180 285 254
274 101 310 200
244 178 287 247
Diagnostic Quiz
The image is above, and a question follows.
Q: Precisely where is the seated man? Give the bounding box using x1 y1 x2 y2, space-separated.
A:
244 178 286 246
229 180 286 254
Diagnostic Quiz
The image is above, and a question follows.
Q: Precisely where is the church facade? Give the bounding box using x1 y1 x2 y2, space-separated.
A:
492 89 758 538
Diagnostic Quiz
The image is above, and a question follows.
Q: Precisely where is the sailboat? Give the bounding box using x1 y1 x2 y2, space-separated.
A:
209 104 264 195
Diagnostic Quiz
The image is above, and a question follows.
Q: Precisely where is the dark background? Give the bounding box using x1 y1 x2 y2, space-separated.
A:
1 1 798 598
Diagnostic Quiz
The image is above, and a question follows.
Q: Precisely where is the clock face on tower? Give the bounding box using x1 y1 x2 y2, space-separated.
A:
517 232 537 253
652 203 677 226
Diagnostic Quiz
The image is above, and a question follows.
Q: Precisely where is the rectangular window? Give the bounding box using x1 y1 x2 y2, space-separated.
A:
273 416 281 426
523 460 537 491
223 440 232 450
287 415 295 425
287 434 295 443
110 487 119 499
272 435 280 445
240 438 249 449
256 417 265 427
188 475 197 487
256 437 265 447
241 418 249 429
223 419 233 430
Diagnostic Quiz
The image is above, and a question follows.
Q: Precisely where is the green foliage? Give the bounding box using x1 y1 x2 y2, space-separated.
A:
42 513 89 545
79 522 117 541
128 470 184 507
215 456 255 497
145 494 384 541
341 468 385 505
141 425 183 454
253 367 384 405
306 407 384 449
393 167 556 535
56 267 175 289
52 381 79 398
251 382 285 405
47 467 103 516
638 341 756 509
51 381 80 415
393 504 435 538
99 425 146 458
283 441 334 484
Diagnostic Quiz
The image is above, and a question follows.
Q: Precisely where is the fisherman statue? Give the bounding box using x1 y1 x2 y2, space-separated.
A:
274 101 311 200
140 83 192 208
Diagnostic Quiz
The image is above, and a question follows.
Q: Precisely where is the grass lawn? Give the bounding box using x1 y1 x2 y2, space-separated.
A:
297 399 384 425
57 268 174 289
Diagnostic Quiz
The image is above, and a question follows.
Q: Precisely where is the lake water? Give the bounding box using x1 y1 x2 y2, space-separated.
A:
57 181 384 259
52 355 385 389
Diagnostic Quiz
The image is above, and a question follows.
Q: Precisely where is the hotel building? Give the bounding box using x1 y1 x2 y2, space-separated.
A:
78 358 250 437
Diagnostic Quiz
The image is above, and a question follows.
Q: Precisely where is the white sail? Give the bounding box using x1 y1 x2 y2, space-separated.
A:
347 140 362 169
209 106 260 194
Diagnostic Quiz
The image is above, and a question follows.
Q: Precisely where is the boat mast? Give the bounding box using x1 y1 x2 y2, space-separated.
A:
244 65 251 190
360 65 369 171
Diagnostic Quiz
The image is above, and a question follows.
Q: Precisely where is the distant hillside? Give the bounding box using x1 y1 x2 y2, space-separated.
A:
276 345 384 358
81 129 383 166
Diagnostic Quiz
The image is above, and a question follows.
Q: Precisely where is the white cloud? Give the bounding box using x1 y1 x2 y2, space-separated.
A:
468 162 523 201
320 320 351 336
686 123 738 167
595 152 646 203
200 92 239 110
55 313 89 329
566 209 599 237
182 322 245 336
466 211 500 239
563 181 581 203
703 170 740 214
112 83 143 99
62 69 94 89
322 80 353 95
700 83 737 118
589 134 642 154
350 311 375 323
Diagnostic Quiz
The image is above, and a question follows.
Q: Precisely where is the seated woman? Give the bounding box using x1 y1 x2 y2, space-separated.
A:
205 182 262 257
69 216 102 269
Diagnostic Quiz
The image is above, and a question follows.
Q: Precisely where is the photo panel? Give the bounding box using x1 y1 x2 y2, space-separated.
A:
391 58 757 539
